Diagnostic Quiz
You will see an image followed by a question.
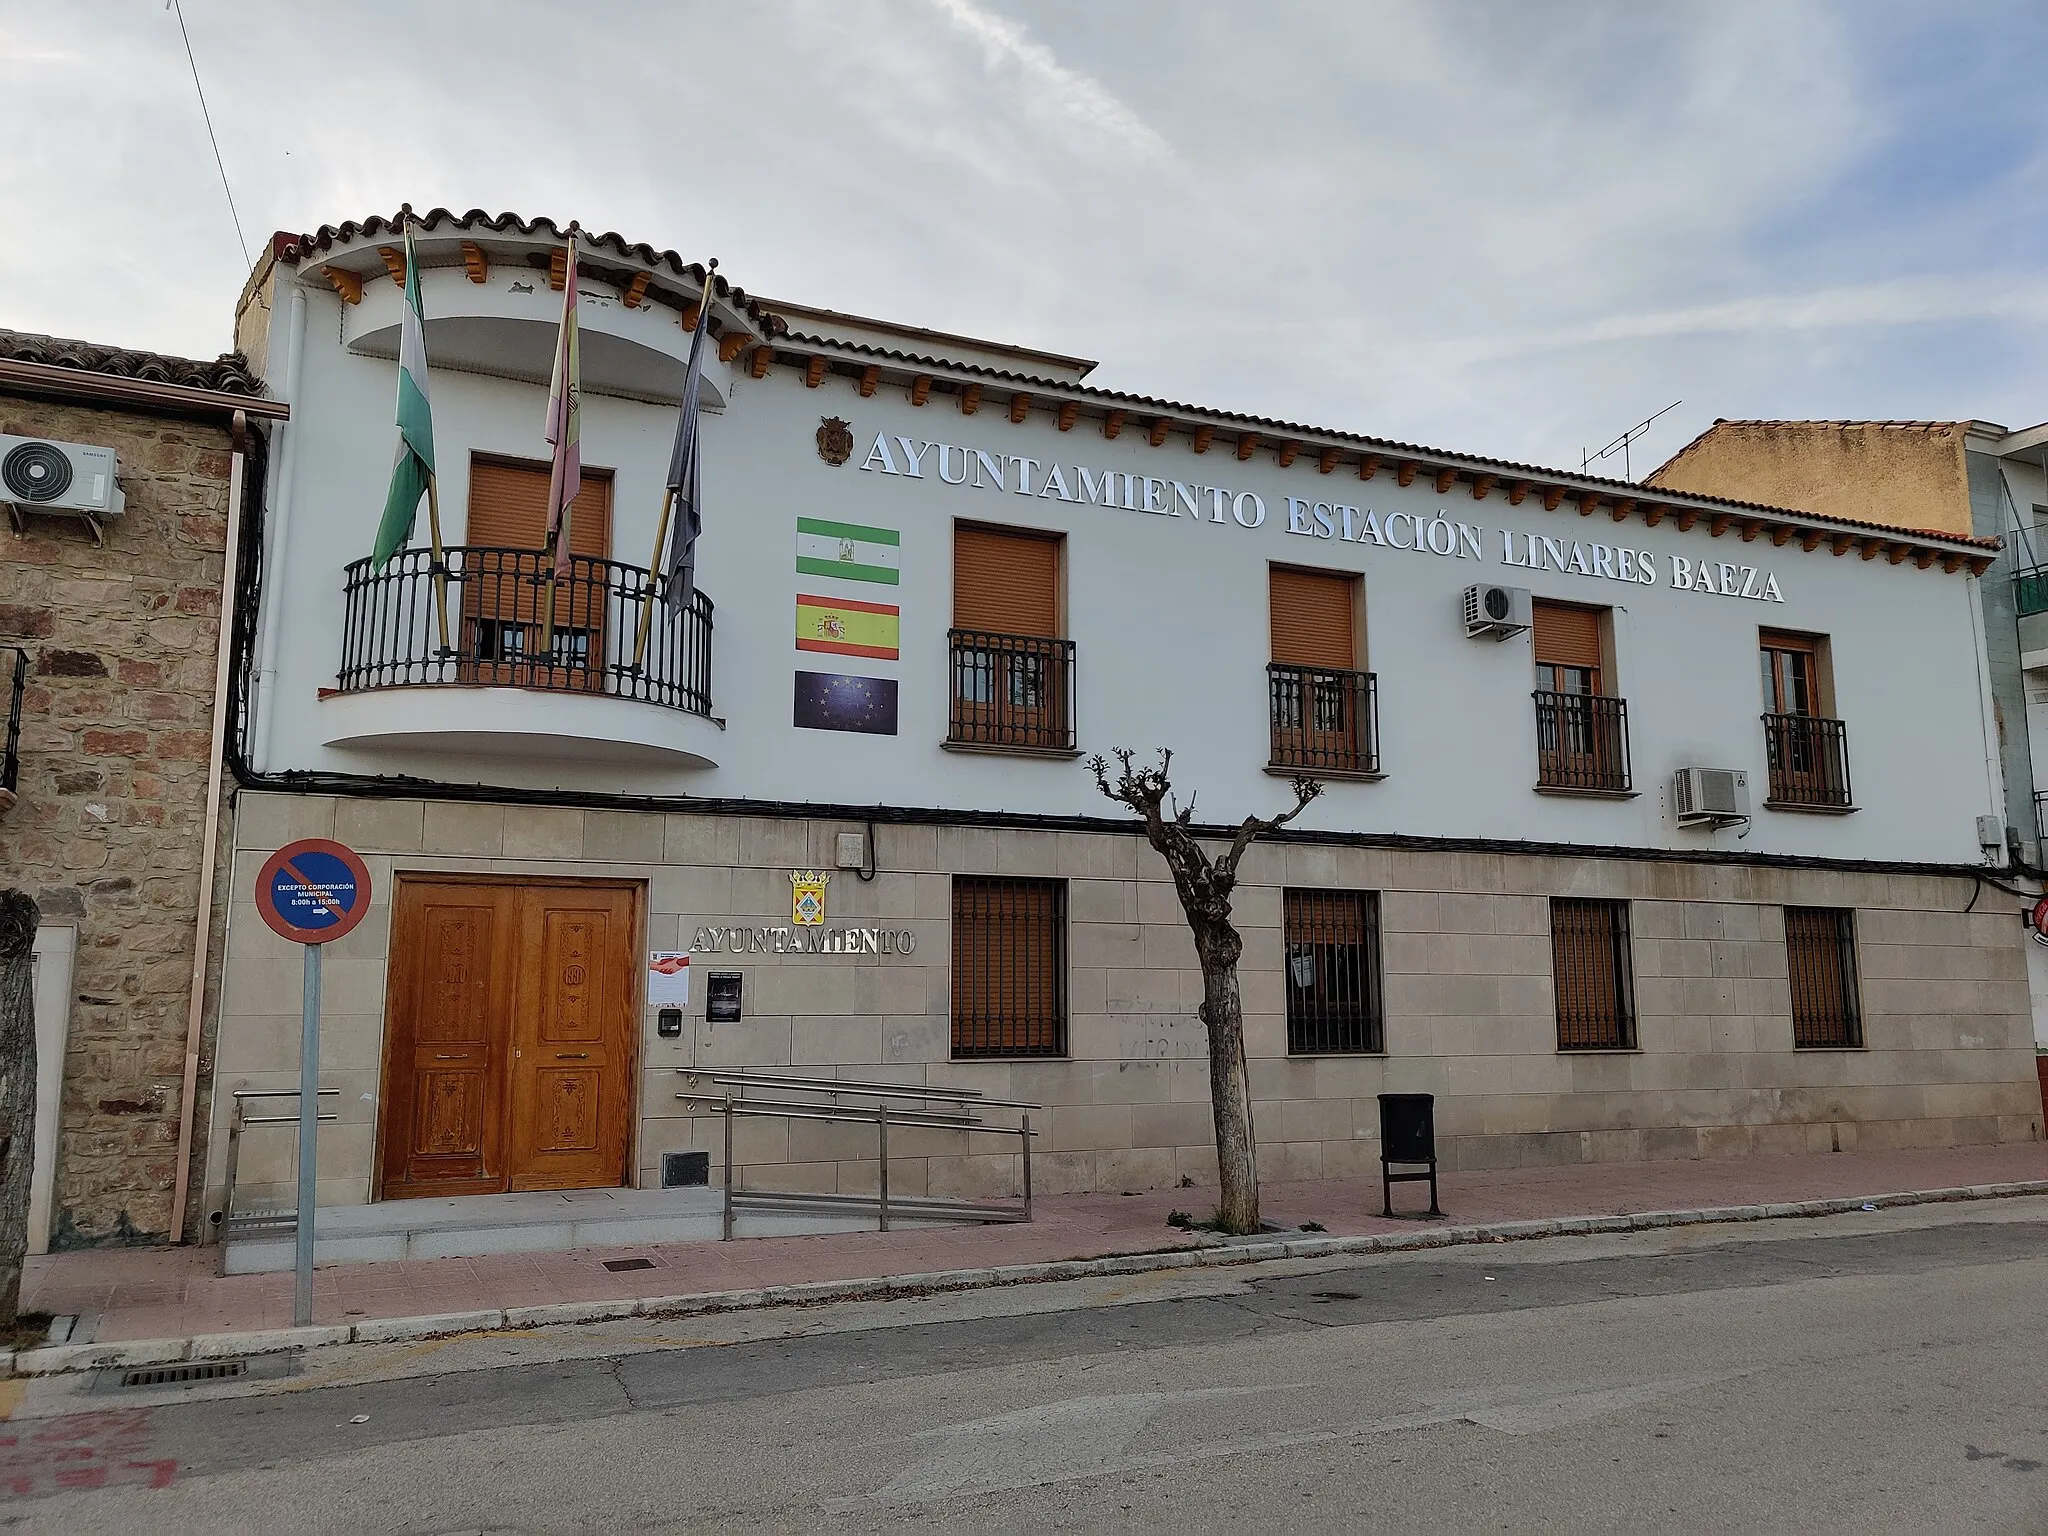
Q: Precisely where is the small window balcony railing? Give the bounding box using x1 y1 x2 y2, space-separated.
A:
2015 564 2048 619
947 629 1076 752
1534 690 1632 793
0 645 26 815
337 546 713 715
1268 663 1378 775
1763 713 1852 809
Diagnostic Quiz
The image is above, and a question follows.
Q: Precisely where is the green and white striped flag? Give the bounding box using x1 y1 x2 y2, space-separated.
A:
796 517 899 585
372 221 435 571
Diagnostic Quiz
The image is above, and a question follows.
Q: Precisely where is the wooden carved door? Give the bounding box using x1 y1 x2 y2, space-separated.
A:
507 885 637 1191
380 877 638 1200
378 881 519 1197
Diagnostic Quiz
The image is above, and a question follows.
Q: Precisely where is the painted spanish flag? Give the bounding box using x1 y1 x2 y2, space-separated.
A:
795 593 900 660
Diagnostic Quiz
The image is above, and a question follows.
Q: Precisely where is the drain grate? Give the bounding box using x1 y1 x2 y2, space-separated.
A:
121 1359 246 1388
93 1352 301 1394
602 1256 657 1273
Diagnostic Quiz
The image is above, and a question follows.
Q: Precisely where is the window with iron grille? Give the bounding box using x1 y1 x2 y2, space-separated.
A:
1283 890 1384 1053
1550 898 1636 1050
951 877 1067 1058
1785 906 1862 1048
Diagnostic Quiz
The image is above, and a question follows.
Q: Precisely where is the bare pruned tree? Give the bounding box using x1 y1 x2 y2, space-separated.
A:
1090 749 1320 1235
0 889 39 1330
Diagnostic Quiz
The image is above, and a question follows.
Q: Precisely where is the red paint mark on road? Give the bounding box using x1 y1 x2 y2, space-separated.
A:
0 1410 177 1501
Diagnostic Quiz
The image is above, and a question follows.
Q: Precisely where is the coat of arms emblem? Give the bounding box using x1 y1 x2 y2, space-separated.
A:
791 870 830 926
817 416 854 466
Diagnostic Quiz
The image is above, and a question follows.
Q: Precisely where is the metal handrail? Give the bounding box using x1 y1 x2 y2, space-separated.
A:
680 1090 1037 1240
213 1089 340 1253
677 1067 1043 1112
675 1093 986 1132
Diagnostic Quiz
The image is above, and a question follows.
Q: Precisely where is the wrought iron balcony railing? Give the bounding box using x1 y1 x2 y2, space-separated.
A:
947 629 1076 752
1763 712 1852 808
1268 663 1378 775
1534 690 1632 793
337 546 713 715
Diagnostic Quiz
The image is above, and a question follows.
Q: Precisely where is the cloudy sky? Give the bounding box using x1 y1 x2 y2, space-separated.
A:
4 0 2045 472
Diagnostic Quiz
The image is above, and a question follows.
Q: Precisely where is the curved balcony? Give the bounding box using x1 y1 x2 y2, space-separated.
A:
325 546 718 768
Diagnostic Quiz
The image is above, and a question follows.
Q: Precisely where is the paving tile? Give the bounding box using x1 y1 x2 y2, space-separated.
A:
23 1144 2047 1347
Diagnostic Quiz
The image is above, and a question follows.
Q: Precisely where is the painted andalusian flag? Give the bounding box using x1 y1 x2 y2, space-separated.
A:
796 593 900 660
796 517 899 585
371 221 435 571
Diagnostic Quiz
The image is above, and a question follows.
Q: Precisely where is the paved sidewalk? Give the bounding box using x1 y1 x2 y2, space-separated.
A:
22 1143 2048 1348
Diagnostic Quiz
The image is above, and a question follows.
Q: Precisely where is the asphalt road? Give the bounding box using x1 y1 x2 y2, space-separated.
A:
6 1199 2048 1533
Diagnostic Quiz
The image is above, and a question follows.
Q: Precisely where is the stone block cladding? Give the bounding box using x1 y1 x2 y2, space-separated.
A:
209 792 2044 1215
0 397 237 1244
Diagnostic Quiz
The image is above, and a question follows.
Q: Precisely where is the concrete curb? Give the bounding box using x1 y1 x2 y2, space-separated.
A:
15 1178 2046 1377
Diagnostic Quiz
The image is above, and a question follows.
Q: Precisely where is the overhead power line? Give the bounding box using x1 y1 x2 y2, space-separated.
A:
169 0 252 270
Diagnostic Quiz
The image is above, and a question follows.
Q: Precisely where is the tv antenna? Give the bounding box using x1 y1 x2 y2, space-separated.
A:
1582 400 1682 482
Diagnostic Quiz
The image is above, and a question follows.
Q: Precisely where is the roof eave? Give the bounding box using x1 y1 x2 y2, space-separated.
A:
761 333 1997 566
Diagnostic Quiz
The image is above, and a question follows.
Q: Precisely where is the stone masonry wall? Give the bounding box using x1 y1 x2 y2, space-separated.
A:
0 395 235 1245
209 793 2042 1217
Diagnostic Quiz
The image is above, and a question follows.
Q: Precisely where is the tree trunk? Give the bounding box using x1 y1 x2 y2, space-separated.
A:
0 889 39 1331
1198 959 1260 1234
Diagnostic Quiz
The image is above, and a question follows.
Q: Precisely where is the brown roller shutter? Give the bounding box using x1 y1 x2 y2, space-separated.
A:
1269 567 1358 668
951 877 1066 1058
954 525 1060 637
1532 601 1602 670
466 458 613 558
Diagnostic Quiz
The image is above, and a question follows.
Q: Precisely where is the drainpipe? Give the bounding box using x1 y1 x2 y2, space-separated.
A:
169 410 251 1243
1967 567 2008 859
250 276 307 773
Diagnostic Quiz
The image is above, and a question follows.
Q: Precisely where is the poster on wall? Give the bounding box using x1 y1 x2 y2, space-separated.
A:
647 952 691 1006
794 670 899 735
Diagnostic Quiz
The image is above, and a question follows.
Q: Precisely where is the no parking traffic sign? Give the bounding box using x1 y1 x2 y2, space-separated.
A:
254 837 370 1326
255 839 371 944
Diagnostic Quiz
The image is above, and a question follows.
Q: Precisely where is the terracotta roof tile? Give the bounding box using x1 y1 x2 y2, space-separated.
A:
0 329 263 396
281 208 785 337
776 332 2001 553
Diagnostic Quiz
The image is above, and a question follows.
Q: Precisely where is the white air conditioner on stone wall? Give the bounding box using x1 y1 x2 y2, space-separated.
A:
1673 767 1750 827
1462 583 1531 640
0 434 124 519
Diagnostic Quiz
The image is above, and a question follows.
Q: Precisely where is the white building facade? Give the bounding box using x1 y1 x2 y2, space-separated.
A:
205 209 2041 1223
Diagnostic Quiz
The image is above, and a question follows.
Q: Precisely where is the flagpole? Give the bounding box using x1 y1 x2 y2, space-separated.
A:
632 487 675 671
633 256 718 671
425 471 451 654
541 224 579 661
404 213 452 655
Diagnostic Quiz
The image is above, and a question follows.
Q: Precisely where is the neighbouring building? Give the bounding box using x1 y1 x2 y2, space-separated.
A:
0 329 285 1250
1649 419 2048 1045
201 206 2040 1235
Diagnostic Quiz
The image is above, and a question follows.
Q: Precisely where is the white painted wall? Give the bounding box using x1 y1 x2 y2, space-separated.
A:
251 250 1999 866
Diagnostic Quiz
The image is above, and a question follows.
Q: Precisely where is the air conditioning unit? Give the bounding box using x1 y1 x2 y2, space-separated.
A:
1673 767 1750 827
0 435 124 518
1463 583 1531 639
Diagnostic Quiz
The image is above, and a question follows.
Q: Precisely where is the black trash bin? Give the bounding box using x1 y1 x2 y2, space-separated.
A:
1377 1092 1441 1217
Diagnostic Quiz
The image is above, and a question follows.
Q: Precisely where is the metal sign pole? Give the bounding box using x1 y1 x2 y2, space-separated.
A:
294 941 321 1327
